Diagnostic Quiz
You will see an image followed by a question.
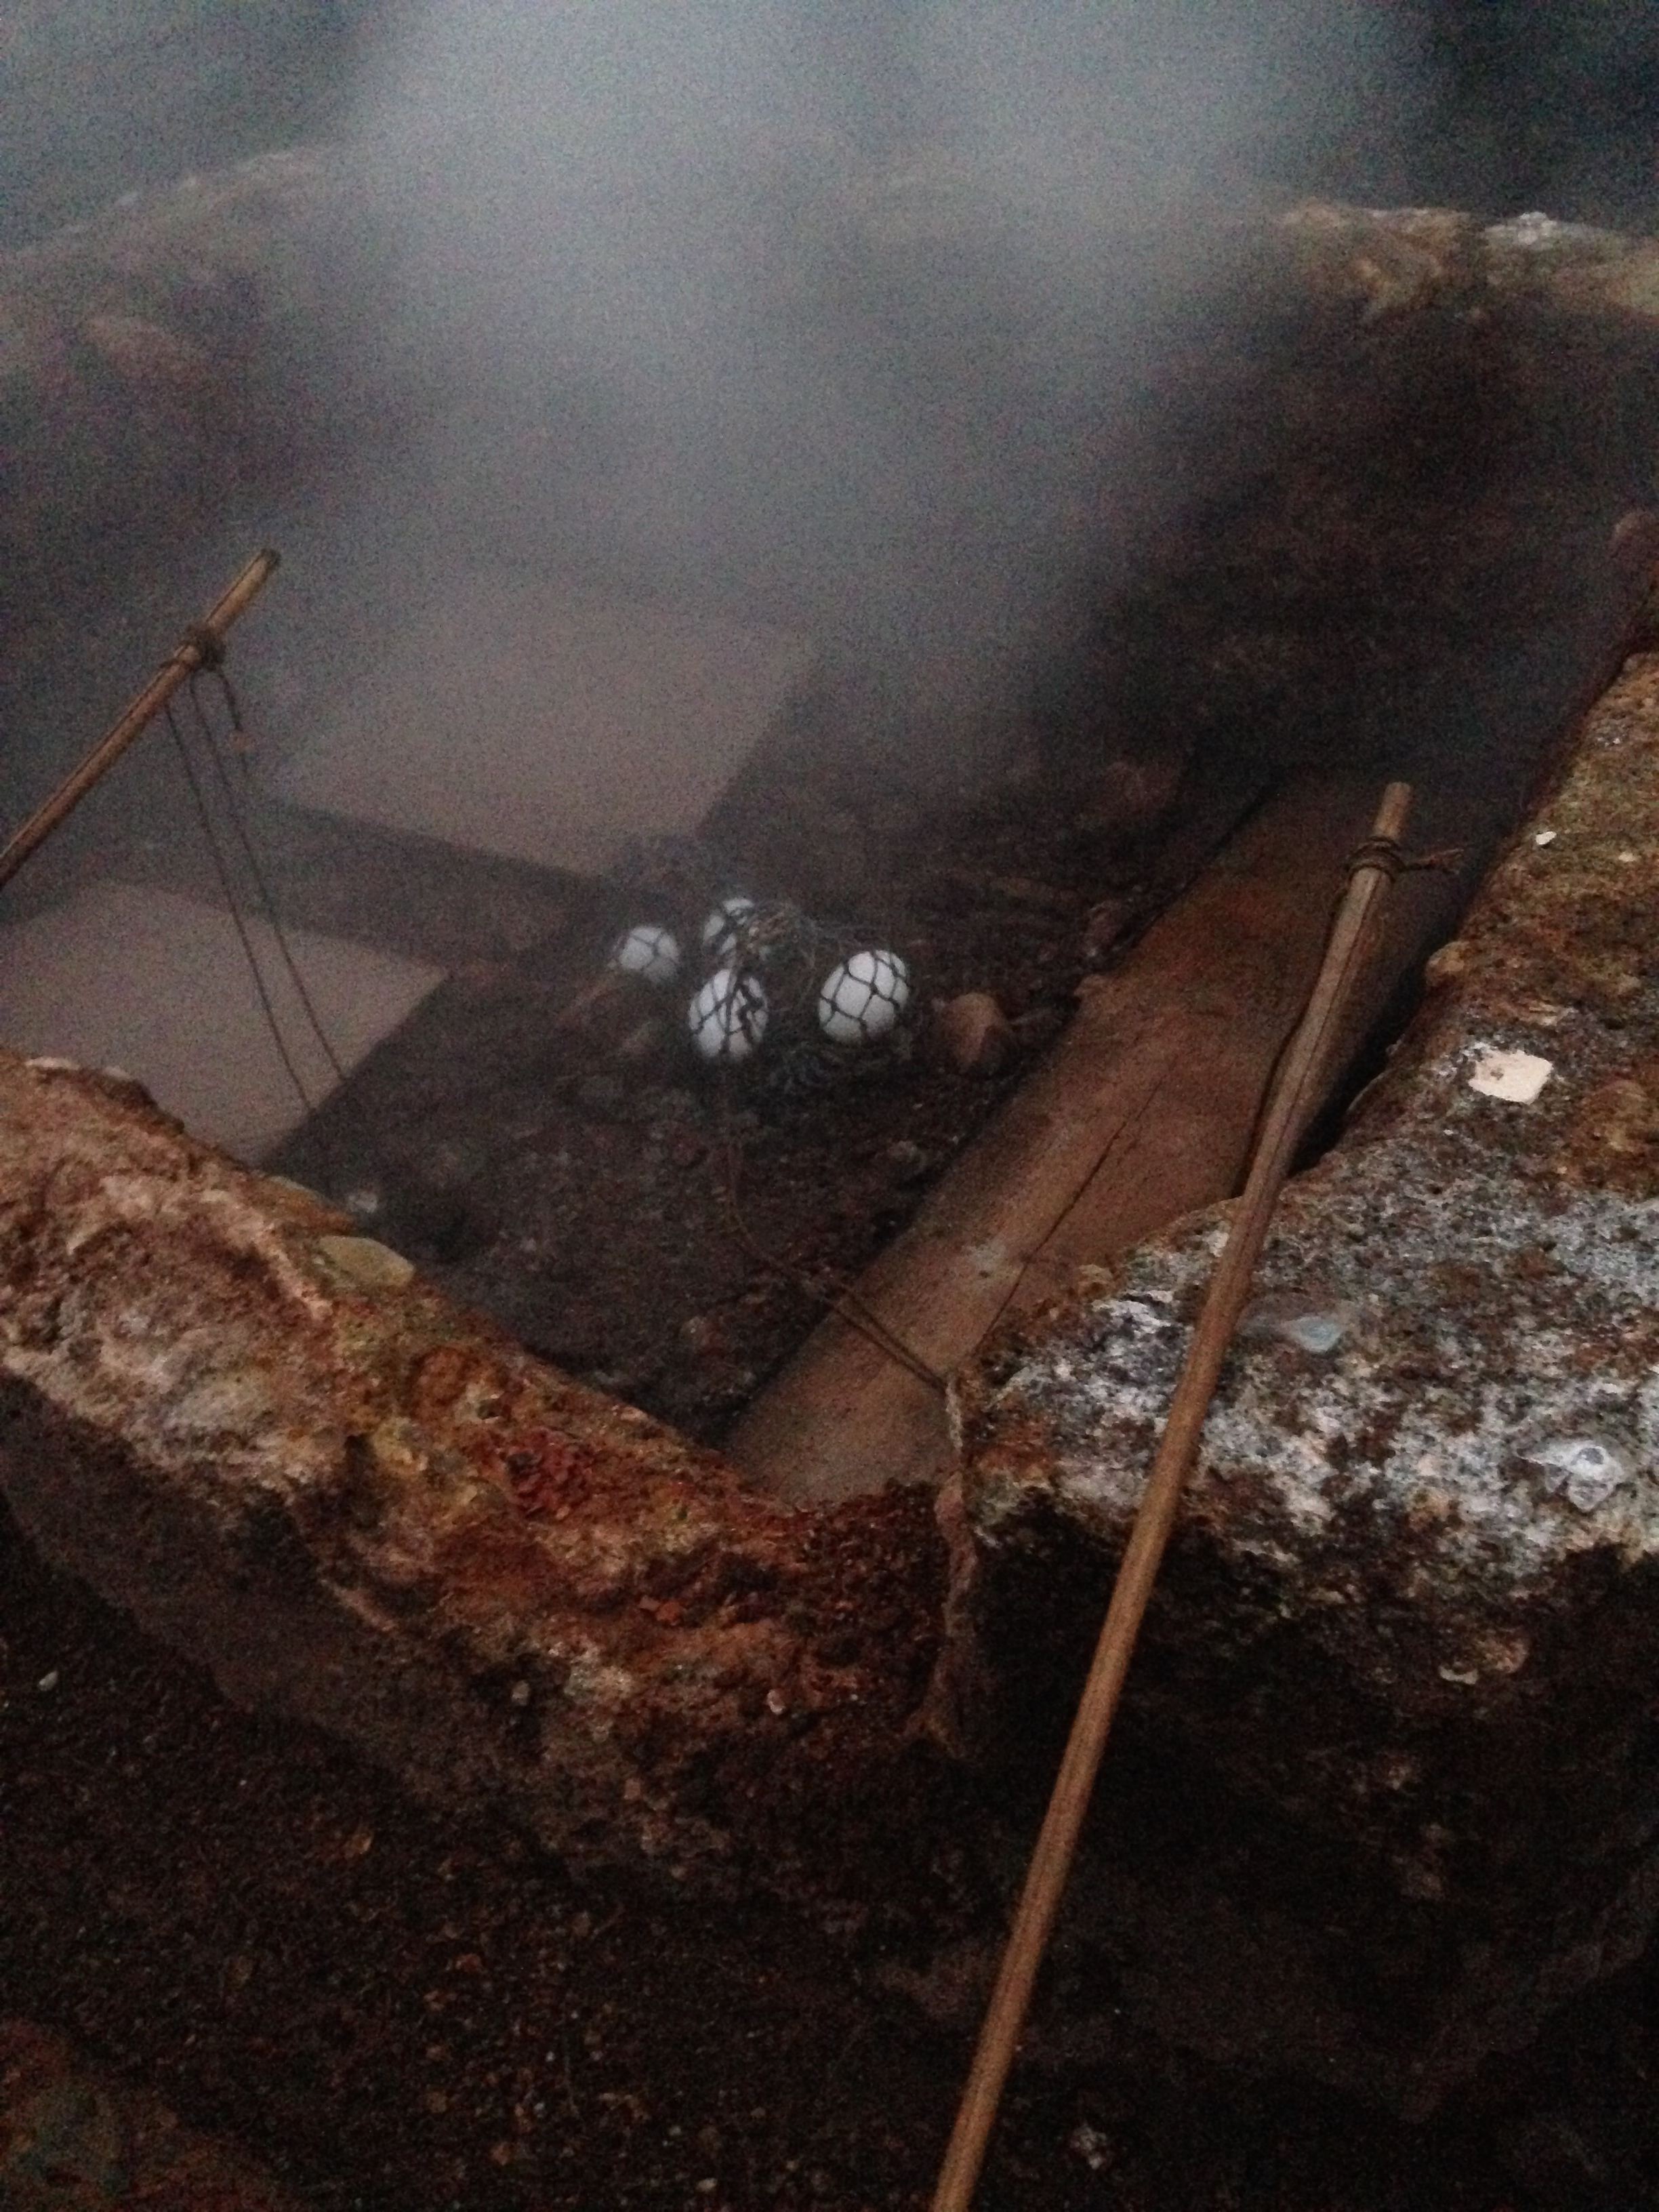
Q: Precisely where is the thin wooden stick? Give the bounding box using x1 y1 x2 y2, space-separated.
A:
930 779 1414 2212
0 548 281 892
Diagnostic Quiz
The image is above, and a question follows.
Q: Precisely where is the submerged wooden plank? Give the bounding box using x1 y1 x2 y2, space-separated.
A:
274 574 816 880
0 881 443 1159
729 774 1412 1504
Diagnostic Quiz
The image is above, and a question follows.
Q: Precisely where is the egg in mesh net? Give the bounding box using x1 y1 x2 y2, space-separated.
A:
609 890 914 1071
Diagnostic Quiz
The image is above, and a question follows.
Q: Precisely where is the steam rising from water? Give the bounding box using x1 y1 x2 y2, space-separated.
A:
345 3 1408 719
7 5 1653 806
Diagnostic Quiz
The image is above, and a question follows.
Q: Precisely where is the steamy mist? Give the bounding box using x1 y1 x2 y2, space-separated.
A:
336 0 1415 729
5 18 1659 2205
4 1 1658 800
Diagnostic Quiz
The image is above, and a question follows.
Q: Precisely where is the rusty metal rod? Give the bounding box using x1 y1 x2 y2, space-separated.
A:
930 778 1415 2212
0 548 281 892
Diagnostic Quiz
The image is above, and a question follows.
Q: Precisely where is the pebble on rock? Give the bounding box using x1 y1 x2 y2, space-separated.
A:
314 1235 416 1293
1527 1435 1633 1513
1240 1291 1357 1354
933 991 1015 1076
1469 1048 1554 1103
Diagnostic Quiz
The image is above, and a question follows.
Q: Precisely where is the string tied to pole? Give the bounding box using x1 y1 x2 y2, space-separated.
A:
0 549 279 895
1344 833 1462 885
176 621 227 672
715 1091 949 1396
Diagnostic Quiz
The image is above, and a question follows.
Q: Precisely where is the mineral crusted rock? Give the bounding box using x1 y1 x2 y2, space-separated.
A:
943 649 1659 2111
0 1056 941 1895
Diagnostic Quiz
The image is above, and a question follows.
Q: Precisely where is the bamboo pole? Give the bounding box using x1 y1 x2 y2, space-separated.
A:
930 779 1414 2212
0 548 281 892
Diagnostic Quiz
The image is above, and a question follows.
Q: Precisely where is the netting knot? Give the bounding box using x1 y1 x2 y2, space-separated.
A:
1345 836 1462 884
178 623 225 670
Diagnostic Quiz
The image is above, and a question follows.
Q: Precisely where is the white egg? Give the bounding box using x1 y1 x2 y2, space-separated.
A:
609 923 681 985
700 897 758 960
817 949 912 1044
687 965 769 1061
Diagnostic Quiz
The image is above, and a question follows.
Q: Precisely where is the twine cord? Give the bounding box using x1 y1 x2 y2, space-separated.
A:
716 1090 947 1395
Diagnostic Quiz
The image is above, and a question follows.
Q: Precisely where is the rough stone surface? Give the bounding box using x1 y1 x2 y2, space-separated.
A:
1269 200 1659 330
0 1055 943 1898
945 647 1659 2110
